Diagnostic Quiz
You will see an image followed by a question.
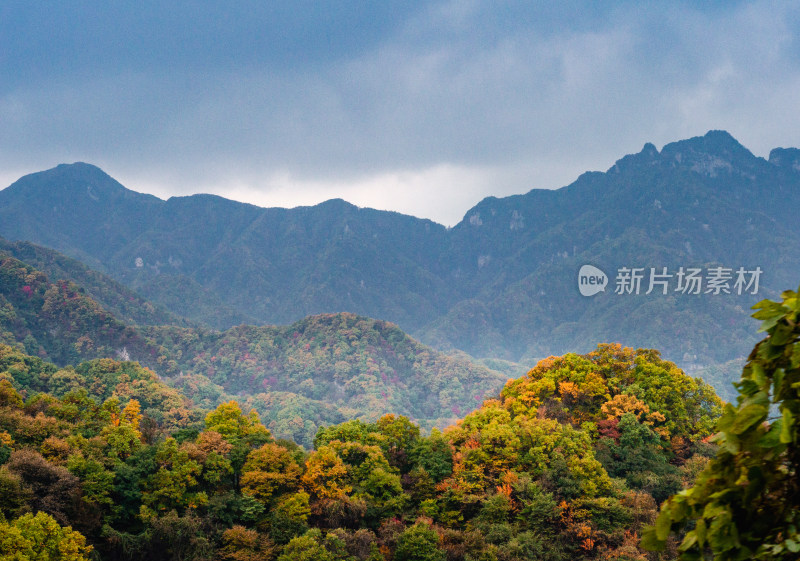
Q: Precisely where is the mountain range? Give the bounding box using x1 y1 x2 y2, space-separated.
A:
2 130 799 401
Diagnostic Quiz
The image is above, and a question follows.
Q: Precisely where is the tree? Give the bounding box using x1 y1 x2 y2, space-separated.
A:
0 511 93 560
101 398 143 461
277 528 353 561
375 414 420 472
394 522 446 561
241 442 301 503
410 429 453 483
218 525 275 561
5 449 81 526
140 437 205 516
205 401 271 486
643 287 800 559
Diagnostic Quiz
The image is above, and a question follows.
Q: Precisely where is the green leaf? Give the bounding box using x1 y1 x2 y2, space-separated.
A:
758 342 785 361
752 301 786 332
758 419 782 448
736 379 759 397
655 509 672 541
791 345 800 369
702 503 725 519
730 404 767 435
780 408 793 444
786 539 800 553
751 363 767 389
740 391 769 410
721 433 741 454
640 526 663 551
695 519 707 543
773 368 785 401
679 531 698 552
769 324 794 346
716 404 737 432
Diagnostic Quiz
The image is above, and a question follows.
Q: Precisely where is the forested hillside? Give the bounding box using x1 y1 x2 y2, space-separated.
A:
0 340 722 560
0 237 187 328
1 132 798 383
0 251 506 446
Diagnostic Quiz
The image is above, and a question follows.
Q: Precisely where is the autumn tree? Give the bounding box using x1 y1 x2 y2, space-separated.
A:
5 449 81 526
205 401 272 486
218 525 276 561
241 442 302 504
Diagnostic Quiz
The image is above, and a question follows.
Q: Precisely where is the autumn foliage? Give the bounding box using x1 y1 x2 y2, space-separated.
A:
0 338 725 560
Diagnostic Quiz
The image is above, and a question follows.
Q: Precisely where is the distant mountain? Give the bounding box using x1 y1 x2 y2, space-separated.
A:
0 163 452 331
2 131 799 396
0 251 506 446
421 132 800 374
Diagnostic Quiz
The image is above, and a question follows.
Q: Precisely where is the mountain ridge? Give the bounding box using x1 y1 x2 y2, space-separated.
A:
2 130 798 389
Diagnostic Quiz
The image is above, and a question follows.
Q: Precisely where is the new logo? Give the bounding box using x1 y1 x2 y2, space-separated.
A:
578 265 608 297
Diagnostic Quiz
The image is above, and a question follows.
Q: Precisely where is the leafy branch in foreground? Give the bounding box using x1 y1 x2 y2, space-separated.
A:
643 286 800 559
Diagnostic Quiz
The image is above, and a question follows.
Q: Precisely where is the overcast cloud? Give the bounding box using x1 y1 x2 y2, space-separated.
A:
2 1 800 225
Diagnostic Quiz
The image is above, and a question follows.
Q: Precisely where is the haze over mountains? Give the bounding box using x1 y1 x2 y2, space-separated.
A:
2 130 799 398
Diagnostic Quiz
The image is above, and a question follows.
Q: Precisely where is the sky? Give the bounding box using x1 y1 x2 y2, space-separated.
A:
2 1 800 226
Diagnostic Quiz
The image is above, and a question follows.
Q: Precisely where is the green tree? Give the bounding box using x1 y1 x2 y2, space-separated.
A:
410 428 453 483
598 413 681 503
205 401 271 486
277 528 354 561
394 522 445 561
140 437 205 516
643 287 800 559
0 511 92 560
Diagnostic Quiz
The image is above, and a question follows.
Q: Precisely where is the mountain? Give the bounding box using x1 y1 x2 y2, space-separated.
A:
2 131 799 396
0 237 187 328
0 250 506 446
0 250 163 365
420 132 800 379
149 313 507 447
0 163 453 331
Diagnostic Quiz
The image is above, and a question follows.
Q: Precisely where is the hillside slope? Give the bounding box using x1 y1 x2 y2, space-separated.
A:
0 252 505 445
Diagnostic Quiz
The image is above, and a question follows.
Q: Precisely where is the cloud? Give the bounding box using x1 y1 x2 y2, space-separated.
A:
1 1 800 225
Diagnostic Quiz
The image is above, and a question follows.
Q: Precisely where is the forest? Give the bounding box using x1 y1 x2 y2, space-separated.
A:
1 227 799 560
0 336 725 560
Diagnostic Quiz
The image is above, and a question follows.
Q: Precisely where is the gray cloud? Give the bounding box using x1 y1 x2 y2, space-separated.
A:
1 1 799 225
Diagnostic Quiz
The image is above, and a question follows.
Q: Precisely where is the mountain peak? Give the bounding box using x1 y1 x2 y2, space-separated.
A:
1 162 165 210
768 147 800 171
610 141 660 172
39 161 121 187
641 142 659 157
55 161 106 174
4 162 126 196
660 130 754 163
